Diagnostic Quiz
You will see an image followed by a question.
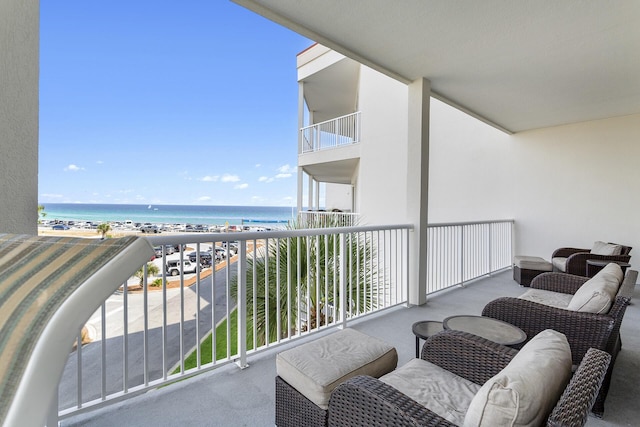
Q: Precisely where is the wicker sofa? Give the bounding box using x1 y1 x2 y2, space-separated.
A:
482 266 637 416
328 330 610 427
551 241 631 277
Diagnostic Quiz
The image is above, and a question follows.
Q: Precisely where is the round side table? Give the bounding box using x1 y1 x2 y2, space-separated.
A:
586 259 631 278
443 315 526 346
411 320 444 358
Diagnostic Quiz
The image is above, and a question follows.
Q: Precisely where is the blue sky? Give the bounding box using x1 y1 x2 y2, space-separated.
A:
39 1 311 207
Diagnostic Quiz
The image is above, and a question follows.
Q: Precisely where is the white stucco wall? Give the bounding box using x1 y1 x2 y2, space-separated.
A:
0 0 39 234
428 98 513 223
355 66 409 224
324 183 353 211
511 113 640 271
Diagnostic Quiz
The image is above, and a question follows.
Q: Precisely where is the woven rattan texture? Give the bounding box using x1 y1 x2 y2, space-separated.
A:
275 376 328 427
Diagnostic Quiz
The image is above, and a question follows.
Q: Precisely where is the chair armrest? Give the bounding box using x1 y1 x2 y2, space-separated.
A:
530 272 589 294
482 298 614 364
552 247 589 258
421 330 516 386
565 253 632 277
328 375 456 427
547 348 611 427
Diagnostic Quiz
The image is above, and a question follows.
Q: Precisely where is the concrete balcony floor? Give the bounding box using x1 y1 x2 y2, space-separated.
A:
62 270 640 426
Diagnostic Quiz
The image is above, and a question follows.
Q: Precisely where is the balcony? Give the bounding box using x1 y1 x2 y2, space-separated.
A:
47 221 510 420
4 220 637 426
60 269 640 426
300 112 361 154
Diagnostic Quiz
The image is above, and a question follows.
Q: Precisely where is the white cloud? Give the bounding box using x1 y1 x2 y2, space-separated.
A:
199 175 219 182
255 163 261 168
277 164 294 173
275 173 292 179
135 195 145 200
64 164 84 172
198 196 212 202
41 193 64 199
235 183 249 190
259 176 275 183
222 174 240 183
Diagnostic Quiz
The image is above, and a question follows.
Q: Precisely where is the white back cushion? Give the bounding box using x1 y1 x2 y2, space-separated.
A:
591 241 622 256
463 329 572 427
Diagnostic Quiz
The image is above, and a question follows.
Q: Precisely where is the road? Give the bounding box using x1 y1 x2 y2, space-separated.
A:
58 263 238 411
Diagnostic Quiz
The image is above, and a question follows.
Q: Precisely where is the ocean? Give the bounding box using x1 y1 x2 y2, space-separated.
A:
40 203 296 226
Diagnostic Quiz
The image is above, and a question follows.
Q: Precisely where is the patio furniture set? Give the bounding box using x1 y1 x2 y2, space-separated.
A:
513 241 632 286
274 240 635 427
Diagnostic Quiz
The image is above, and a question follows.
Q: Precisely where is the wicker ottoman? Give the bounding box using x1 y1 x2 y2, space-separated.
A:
275 328 398 427
513 255 553 286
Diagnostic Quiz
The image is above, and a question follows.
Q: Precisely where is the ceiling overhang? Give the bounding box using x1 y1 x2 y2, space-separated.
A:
233 0 640 134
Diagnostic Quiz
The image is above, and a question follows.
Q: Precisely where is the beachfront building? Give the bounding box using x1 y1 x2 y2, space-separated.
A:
2 1 640 425
294 40 640 307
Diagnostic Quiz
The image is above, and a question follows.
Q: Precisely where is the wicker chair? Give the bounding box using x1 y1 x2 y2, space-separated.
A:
482 269 637 416
328 330 610 427
552 243 631 277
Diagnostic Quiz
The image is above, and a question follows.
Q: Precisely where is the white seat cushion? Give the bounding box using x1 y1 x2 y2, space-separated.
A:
380 358 481 426
552 257 567 272
567 263 623 313
591 241 622 256
464 329 572 427
518 288 573 309
276 328 397 409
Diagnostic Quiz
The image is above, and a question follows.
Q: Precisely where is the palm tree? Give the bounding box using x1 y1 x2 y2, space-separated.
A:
134 262 159 286
37 205 47 224
97 223 111 239
231 216 377 346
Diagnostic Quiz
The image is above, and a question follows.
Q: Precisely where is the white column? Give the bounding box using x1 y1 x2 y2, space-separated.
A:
297 81 304 155
297 81 305 214
307 174 313 210
297 167 303 215
0 0 39 234
407 78 430 305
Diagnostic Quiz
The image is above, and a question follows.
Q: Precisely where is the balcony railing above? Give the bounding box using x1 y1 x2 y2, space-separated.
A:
298 210 360 227
300 112 361 153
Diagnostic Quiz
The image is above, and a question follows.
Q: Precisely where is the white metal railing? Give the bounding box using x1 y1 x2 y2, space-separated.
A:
57 224 411 420
298 210 360 227
426 220 514 294
300 111 361 153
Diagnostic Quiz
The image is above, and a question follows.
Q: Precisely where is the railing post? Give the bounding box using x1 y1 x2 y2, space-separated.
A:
236 241 248 369
459 226 465 287
406 228 411 306
339 232 347 329
122 280 129 393
488 223 493 276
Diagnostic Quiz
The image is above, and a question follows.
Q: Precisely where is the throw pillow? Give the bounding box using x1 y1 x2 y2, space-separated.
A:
591 241 622 256
463 329 572 427
567 263 622 313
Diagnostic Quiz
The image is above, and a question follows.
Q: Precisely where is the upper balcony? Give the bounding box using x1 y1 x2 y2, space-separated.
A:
300 111 361 154
298 112 361 185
